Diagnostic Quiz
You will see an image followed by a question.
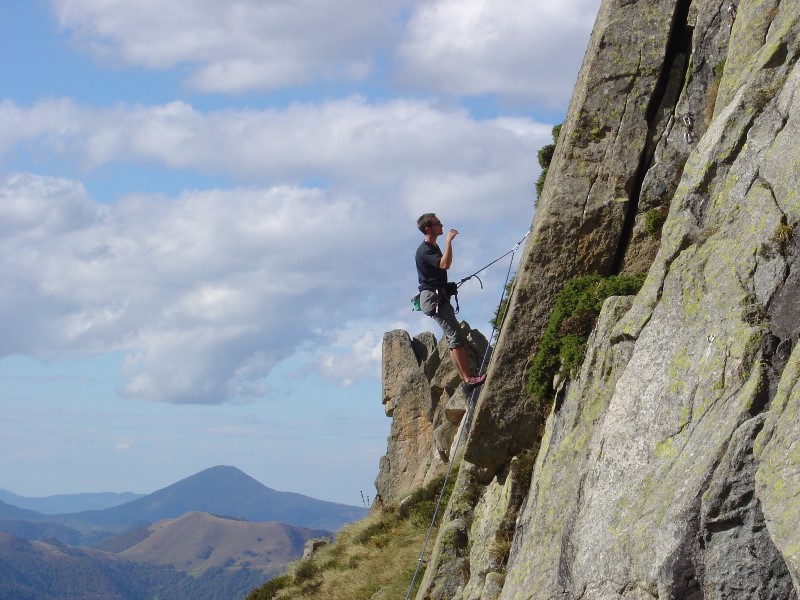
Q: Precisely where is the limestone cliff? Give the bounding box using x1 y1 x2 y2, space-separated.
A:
376 0 800 598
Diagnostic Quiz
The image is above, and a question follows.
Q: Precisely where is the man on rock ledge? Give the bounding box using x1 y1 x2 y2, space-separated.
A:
415 213 487 390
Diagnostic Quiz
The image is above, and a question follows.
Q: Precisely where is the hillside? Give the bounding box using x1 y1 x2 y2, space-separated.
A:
113 511 328 573
0 517 88 546
255 0 800 599
245 475 454 600
0 509 328 599
0 531 267 600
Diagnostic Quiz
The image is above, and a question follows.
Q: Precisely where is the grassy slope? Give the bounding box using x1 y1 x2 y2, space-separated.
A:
246 474 455 600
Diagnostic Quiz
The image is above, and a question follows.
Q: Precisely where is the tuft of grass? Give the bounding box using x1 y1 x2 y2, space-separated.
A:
245 475 456 600
644 208 667 237
537 144 555 170
352 515 393 545
244 574 291 600
292 560 319 585
399 473 456 528
772 219 794 246
487 530 513 569
526 273 645 404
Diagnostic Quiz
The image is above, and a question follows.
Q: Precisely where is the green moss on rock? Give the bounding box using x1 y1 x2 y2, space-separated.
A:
526 273 646 403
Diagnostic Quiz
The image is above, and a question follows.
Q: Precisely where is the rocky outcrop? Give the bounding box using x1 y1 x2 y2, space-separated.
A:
371 0 800 598
302 537 329 560
375 324 488 505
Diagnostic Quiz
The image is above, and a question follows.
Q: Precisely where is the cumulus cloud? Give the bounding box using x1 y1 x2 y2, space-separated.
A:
396 0 600 106
47 0 599 103
0 173 393 403
0 98 549 220
50 0 410 92
2 0 573 404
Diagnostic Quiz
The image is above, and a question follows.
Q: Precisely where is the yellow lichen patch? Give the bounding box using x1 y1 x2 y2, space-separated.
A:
654 437 678 459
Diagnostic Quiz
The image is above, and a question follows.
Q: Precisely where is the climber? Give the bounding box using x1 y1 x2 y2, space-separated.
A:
415 213 487 389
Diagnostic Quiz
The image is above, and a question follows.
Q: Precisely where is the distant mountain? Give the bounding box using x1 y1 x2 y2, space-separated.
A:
0 499 45 522
0 468 358 598
0 488 144 514
0 518 87 546
0 531 268 600
64 465 366 533
106 511 328 573
0 499 103 545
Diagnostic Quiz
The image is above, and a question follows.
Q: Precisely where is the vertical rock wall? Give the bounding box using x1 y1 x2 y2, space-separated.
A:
406 0 800 599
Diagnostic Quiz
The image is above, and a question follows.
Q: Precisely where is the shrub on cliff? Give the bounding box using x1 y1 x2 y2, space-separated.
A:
526 273 645 403
535 123 562 201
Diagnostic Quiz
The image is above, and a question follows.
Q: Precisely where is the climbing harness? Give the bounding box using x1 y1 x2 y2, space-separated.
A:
404 229 529 600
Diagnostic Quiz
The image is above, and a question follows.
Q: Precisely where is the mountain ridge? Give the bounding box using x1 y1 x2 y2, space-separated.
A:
0 466 358 599
0 488 144 514
0 465 365 545
60 465 364 533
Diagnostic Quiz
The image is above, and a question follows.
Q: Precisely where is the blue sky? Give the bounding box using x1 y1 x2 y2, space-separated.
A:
0 0 600 506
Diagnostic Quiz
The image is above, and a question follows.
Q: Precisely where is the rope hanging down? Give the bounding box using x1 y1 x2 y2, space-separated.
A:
404 229 529 600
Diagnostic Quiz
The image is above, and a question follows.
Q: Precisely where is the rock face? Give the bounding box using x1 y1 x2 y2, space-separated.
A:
375 324 489 505
373 0 800 597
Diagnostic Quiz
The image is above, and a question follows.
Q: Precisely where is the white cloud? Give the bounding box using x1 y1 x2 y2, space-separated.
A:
0 98 549 220
396 0 600 106
0 15 564 406
50 0 410 92
315 326 384 387
0 173 393 404
1 0 598 502
47 0 599 103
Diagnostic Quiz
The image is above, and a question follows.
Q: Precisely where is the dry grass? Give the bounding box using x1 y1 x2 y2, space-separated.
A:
772 221 794 245
245 475 454 600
